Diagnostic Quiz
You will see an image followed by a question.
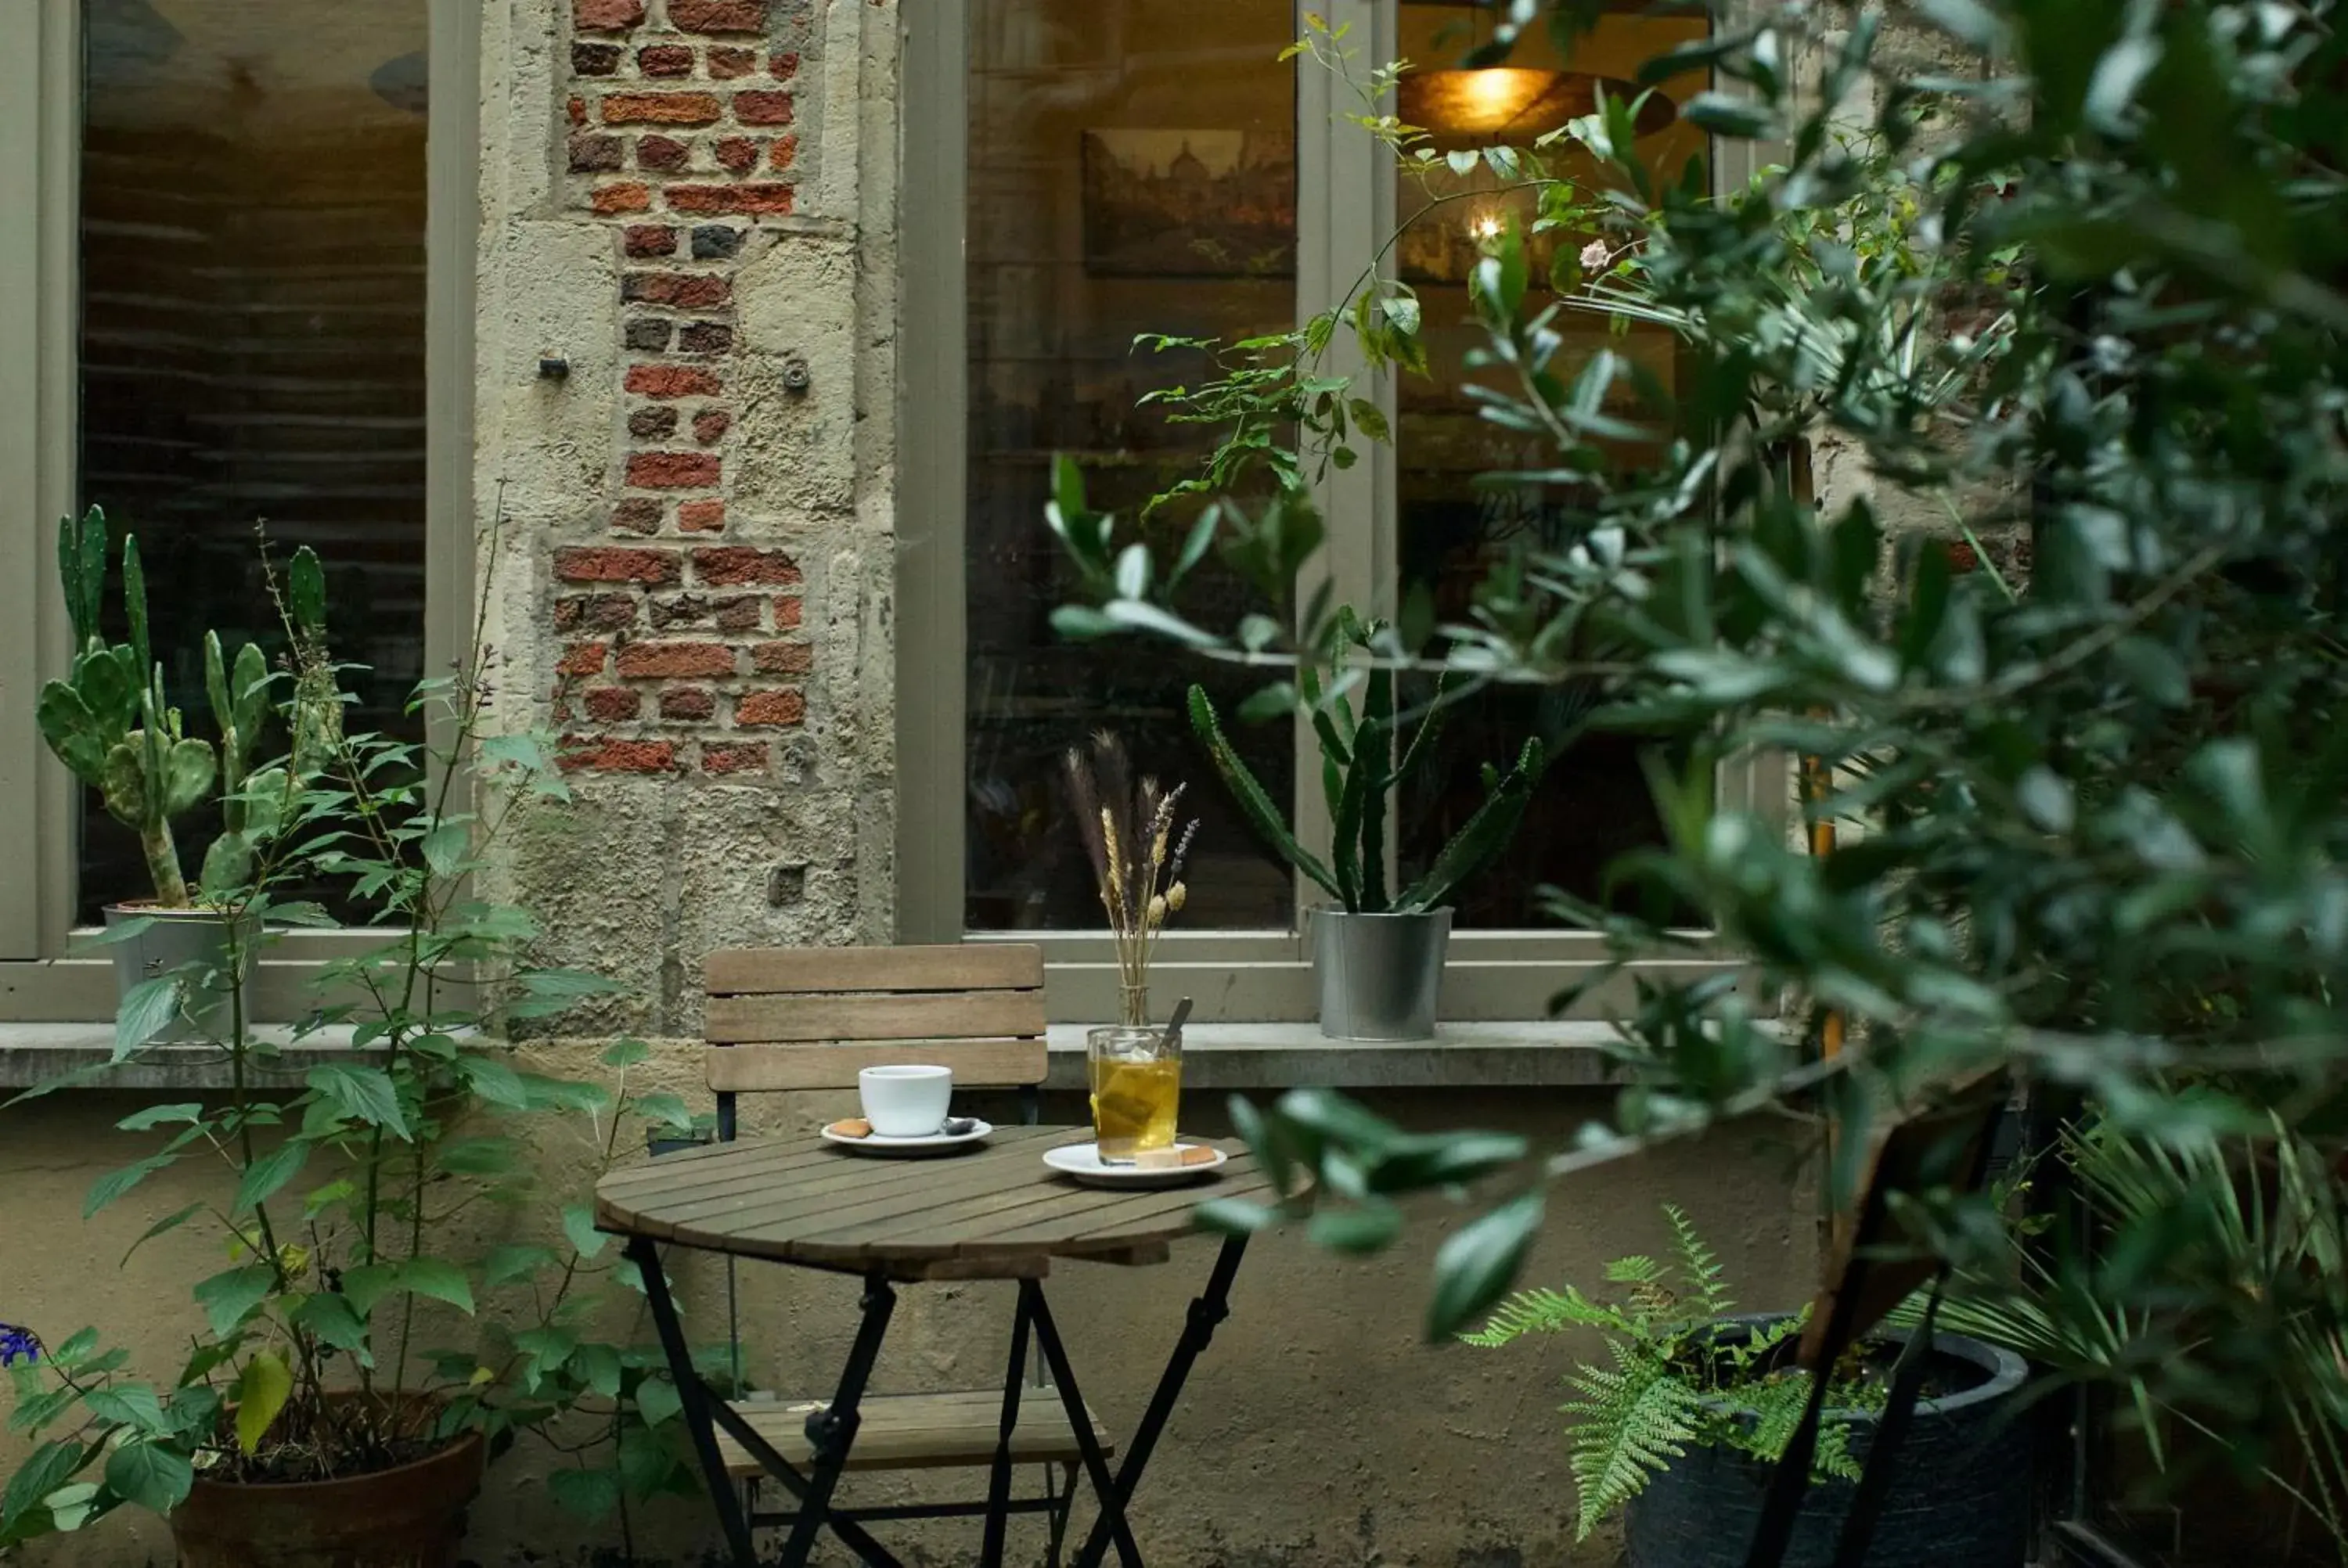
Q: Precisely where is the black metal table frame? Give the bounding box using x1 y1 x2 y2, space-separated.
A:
628 1232 1250 1568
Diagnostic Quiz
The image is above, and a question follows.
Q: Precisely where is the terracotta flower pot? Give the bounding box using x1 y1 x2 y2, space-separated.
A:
167 1426 485 1568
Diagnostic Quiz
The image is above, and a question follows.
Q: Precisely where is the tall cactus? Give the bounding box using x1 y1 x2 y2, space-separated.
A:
37 513 338 908
1187 612 1545 915
195 545 340 897
38 509 217 907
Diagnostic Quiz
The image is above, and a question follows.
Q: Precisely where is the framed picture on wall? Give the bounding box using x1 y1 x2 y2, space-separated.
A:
1079 128 1296 279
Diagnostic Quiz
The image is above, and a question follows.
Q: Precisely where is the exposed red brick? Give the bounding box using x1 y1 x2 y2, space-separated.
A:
601 92 722 126
622 272 733 308
715 594 762 631
574 0 645 31
751 640 812 674
693 408 733 444
555 546 681 584
677 321 733 354
708 46 758 78
666 183 795 216
715 136 759 174
592 182 653 214
638 44 696 77
626 363 724 398
610 495 666 532
625 317 674 352
567 95 589 127
578 592 639 629
573 41 624 75
558 641 610 676
660 686 717 720
623 223 679 257
628 406 680 441
733 90 794 126
771 52 800 81
735 689 806 727
554 597 586 631
700 741 769 775
1945 539 1981 574
617 641 735 678
769 134 798 171
773 595 802 629
671 0 766 34
569 133 624 172
636 135 691 172
628 451 724 489
560 735 679 774
694 546 801 587
584 686 643 721
679 498 728 532
648 594 711 629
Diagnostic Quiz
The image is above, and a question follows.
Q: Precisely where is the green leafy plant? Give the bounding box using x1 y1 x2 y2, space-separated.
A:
1 534 700 1554
1187 606 1545 914
1464 1206 1875 1540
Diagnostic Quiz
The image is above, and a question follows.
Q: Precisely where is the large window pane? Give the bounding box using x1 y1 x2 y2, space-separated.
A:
1392 4 1710 927
964 0 1298 931
77 0 429 918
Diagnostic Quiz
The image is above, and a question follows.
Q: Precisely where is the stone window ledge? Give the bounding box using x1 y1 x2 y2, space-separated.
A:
0 1020 1622 1092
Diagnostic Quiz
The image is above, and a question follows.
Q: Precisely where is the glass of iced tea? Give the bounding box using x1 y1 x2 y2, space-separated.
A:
1086 1023 1181 1163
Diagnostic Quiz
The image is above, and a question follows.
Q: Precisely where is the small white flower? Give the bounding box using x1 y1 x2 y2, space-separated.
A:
1579 240 1611 272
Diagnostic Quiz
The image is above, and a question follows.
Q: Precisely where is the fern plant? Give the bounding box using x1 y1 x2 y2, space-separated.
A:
1463 1206 1882 1541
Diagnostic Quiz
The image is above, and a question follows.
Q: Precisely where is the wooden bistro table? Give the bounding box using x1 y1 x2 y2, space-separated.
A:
594 1123 1282 1568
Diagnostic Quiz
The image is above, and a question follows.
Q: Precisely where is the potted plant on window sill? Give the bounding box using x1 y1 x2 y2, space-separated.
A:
1188 610 1543 1039
34 507 340 1036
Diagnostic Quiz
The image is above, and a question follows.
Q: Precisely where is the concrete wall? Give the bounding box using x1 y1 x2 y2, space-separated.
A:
2 1069 1817 1567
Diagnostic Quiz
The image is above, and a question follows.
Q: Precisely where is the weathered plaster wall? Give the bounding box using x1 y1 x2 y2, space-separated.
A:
2 1074 1817 1567
474 0 900 1036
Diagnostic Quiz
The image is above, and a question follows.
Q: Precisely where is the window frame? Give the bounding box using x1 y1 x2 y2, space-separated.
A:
0 0 478 1020
897 0 1783 1022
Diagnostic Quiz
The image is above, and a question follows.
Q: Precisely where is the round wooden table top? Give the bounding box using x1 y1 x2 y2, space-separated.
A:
593 1124 1278 1279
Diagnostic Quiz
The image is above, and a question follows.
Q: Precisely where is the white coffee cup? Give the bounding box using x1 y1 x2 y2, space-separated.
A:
857 1064 953 1138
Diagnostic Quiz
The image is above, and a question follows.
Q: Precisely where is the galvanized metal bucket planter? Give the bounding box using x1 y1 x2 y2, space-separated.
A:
102 904 260 1042
1313 906 1452 1040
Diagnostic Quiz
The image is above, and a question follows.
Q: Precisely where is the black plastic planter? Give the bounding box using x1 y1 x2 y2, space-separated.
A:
1622 1316 2030 1568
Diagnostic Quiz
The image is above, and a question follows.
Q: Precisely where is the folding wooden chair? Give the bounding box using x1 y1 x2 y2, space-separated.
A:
693 941 1104 1563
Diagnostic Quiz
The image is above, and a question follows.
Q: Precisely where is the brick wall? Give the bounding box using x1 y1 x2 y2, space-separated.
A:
553 0 811 778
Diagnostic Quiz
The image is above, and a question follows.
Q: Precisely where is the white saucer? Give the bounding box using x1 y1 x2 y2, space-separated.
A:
822 1119 993 1157
1042 1142 1228 1187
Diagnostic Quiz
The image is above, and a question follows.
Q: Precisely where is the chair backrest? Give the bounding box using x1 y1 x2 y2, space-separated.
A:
701 944 1048 1112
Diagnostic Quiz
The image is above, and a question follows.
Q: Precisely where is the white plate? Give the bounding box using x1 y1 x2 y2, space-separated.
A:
822 1119 993 1157
1043 1142 1228 1187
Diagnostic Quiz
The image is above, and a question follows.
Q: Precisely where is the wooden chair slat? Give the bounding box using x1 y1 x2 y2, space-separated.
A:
706 991 1046 1046
704 1038 1046 1092
705 944 1043 998
715 1389 1113 1476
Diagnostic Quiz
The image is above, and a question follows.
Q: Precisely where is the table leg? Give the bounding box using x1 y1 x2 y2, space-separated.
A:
777 1270 897 1568
1070 1235 1248 1568
981 1285 1034 1567
629 1235 758 1568
1022 1278 1146 1568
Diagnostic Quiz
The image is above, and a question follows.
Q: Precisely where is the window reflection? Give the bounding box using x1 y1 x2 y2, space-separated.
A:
965 0 1298 931
77 0 429 918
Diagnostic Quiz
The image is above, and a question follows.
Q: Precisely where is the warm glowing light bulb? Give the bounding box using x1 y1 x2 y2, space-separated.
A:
1471 214 1503 241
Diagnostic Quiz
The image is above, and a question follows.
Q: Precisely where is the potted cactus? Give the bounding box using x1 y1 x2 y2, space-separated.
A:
35 508 336 1031
1188 611 1543 1038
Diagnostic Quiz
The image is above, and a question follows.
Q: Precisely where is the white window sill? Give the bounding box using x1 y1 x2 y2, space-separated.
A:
0 1020 1626 1092
0 1023 371 1090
